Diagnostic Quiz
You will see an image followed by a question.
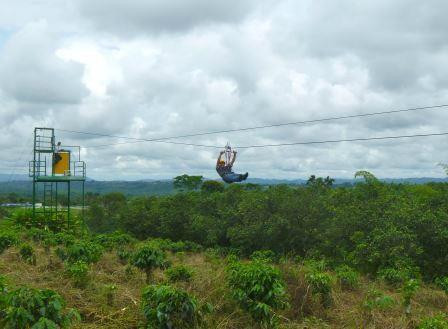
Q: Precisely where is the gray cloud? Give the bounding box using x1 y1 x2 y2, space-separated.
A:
0 21 88 105
76 0 259 36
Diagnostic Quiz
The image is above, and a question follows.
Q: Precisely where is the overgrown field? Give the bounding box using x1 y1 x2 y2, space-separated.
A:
1 176 448 328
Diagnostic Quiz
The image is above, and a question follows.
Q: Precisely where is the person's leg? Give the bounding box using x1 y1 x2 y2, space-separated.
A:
222 173 242 183
223 172 248 183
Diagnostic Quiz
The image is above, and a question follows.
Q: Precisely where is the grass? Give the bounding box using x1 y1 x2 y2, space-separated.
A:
0 227 447 328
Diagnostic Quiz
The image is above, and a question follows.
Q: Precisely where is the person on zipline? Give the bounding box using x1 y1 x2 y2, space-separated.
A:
216 149 249 183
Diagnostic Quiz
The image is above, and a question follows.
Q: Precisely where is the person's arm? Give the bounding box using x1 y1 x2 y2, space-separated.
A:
230 150 237 166
216 151 224 166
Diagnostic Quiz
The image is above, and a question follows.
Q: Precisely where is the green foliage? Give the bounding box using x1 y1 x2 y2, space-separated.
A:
201 180 225 193
305 270 333 308
401 279 419 314
250 250 276 263
19 243 36 265
418 314 448 329
378 267 414 287
53 232 76 247
362 289 395 311
227 260 288 327
64 241 103 264
173 174 203 191
141 284 205 329
103 284 117 306
92 231 135 250
131 244 166 283
435 277 448 295
0 231 18 254
117 248 132 265
66 261 89 288
165 265 194 282
0 286 80 328
147 238 202 253
335 265 360 290
354 170 379 184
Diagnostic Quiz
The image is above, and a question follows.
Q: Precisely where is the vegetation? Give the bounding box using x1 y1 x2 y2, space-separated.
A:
0 175 448 328
227 259 288 327
131 244 167 283
141 284 205 329
0 285 80 328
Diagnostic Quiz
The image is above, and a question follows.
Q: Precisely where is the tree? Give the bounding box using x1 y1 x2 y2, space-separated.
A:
173 175 203 191
201 180 225 193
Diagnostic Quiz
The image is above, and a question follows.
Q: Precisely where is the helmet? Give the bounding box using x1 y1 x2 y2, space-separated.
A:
218 159 226 165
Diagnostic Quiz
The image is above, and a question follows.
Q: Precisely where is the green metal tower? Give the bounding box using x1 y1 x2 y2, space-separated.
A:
29 127 86 229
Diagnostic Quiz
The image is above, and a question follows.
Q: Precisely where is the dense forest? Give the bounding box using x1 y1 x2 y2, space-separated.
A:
85 174 448 281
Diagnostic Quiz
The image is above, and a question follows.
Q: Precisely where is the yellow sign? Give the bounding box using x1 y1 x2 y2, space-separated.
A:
53 151 70 175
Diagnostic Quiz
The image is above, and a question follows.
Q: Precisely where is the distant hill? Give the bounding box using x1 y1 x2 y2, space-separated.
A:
0 174 29 182
1 176 447 197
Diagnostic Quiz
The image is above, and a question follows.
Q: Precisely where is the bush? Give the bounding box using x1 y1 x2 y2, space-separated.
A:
165 265 194 282
53 232 76 247
0 232 18 254
305 271 333 308
378 267 413 287
65 241 103 264
25 228 51 242
93 231 135 250
401 279 419 314
117 249 132 265
250 250 276 263
417 314 448 329
66 261 89 288
435 277 448 295
131 244 166 283
142 284 206 329
362 289 395 311
335 265 360 290
0 286 80 328
19 243 36 265
228 260 288 327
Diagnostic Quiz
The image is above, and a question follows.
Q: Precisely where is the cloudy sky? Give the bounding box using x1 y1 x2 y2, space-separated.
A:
1 0 448 180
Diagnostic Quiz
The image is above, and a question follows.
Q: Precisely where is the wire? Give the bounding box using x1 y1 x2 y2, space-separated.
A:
235 131 448 149
55 103 448 149
74 131 448 150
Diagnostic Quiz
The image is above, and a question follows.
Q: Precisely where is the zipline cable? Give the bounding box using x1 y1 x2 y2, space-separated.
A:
65 131 448 150
55 103 448 149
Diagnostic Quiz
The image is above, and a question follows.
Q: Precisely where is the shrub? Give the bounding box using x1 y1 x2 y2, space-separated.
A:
117 249 132 265
435 277 448 295
305 271 333 308
250 250 276 263
25 228 51 242
401 279 419 314
53 232 76 247
335 265 360 290
417 314 448 329
142 284 205 329
93 231 135 250
362 289 395 312
65 241 103 264
104 284 117 306
0 232 18 254
0 286 80 328
165 265 194 282
66 261 89 288
131 244 166 283
228 260 288 327
19 243 36 265
377 267 416 287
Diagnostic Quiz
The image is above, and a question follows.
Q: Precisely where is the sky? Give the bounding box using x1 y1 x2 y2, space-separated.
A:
1 0 448 181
